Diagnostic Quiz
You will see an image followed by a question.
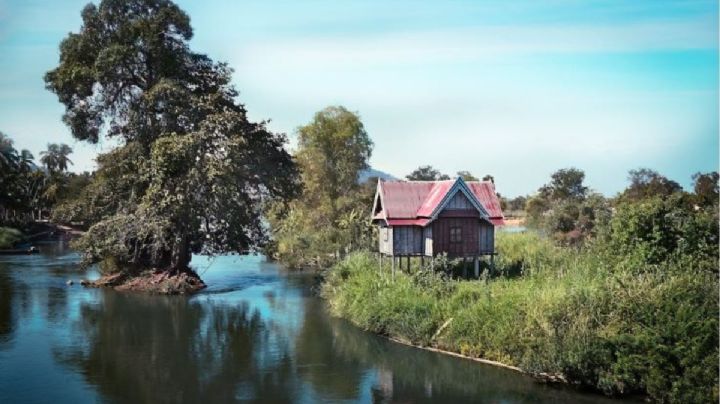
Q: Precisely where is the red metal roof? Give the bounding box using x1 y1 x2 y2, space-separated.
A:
376 178 504 226
386 218 431 226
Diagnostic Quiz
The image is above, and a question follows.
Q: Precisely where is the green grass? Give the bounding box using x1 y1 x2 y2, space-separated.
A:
0 227 24 249
322 232 719 402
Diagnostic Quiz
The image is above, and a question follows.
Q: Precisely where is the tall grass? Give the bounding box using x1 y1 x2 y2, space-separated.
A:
322 232 719 402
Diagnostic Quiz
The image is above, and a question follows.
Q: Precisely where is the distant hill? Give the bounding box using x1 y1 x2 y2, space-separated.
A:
358 167 397 183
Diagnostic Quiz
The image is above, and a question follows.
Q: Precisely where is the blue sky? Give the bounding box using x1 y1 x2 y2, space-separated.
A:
0 0 717 197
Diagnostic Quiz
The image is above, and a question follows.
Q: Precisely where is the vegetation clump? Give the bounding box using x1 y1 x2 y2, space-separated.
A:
322 171 719 403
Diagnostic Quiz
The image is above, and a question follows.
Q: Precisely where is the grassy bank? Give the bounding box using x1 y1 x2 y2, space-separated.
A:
322 232 718 402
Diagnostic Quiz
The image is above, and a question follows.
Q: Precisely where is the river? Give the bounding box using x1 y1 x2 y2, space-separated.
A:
0 241 619 403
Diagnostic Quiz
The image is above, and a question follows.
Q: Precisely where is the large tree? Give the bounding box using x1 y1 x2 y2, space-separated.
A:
268 106 374 268
45 0 298 276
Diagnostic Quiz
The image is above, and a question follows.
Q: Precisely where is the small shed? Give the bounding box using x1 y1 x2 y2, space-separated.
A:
371 177 504 274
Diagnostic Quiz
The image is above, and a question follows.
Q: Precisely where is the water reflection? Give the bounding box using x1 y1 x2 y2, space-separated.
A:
0 270 14 348
0 244 621 404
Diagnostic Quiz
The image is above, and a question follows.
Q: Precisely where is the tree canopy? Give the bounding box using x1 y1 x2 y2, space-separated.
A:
456 171 479 182
620 168 682 202
267 106 374 268
405 165 450 181
45 0 298 272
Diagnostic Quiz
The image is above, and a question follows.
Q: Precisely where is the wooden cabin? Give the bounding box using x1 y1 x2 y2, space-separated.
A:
371 177 504 273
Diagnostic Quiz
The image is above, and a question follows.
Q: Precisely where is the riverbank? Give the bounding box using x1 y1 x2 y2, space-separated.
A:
321 232 719 403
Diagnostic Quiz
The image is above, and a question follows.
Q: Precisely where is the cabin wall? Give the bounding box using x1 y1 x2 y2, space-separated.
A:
478 220 495 253
431 217 479 256
378 226 393 254
423 226 433 256
392 226 423 255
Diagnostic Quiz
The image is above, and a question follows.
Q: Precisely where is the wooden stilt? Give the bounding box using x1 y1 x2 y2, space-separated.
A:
490 254 495 276
392 256 395 281
474 256 479 279
380 253 383 272
463 257 468 279
407 256 411 273
421 255 425 268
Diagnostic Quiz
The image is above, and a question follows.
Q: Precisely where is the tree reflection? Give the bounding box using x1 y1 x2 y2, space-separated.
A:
0 270 14 349
54 292 300 403
294 297 365 401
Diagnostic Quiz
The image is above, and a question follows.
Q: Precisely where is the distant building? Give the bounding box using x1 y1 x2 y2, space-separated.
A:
371 177 504 272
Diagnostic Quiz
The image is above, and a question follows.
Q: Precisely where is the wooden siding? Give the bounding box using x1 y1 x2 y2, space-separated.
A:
423 226 433 256
392 226 423 255
444 191 475 210
478 220 495 253
432 217 479 256
378 226 393 254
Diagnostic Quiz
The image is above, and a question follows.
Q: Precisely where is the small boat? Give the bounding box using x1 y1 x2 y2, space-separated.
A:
0 246 40 255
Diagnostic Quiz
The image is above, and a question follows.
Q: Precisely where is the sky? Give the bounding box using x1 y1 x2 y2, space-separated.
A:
0 0 717 197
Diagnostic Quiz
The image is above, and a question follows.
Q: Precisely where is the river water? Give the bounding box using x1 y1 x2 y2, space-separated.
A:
0 242 618 403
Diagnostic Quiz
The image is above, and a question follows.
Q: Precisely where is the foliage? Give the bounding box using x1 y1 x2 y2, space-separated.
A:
267 106 373 268
525 168 609 244
39 143 73 173
45 0 298 271
405 165 450 181
691 171 719 208
0 227 24 249
456 170 479 181
324 224 719 402
620 168 682 203
0 132 80 226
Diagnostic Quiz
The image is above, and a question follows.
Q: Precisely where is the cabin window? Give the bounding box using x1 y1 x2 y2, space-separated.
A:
450 227 462 243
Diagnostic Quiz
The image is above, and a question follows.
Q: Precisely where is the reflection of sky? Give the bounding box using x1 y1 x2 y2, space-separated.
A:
192 253 307 386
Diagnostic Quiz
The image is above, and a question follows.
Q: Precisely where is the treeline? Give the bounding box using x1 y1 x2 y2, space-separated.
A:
524 167 718 247
0 132 88 227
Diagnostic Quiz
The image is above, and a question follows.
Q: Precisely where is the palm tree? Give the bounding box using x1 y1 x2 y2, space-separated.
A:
18 150 35 172
0 132 18 169
40 143 73 173
57 144 73 172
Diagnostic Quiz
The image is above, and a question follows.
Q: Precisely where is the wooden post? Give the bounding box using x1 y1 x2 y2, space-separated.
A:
380 253 383 272
463 257 468 279
421 255 425 268
392 256 395 281
490 254 495 276
407 256 411 273
474 256 479 279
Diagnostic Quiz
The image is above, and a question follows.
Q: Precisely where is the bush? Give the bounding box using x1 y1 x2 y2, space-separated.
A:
0 227 24 249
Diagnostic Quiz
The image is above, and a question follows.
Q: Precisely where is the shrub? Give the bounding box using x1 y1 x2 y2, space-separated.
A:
0 227 24 249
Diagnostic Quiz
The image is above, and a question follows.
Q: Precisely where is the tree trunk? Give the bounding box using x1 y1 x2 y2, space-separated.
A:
171 235 191 271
